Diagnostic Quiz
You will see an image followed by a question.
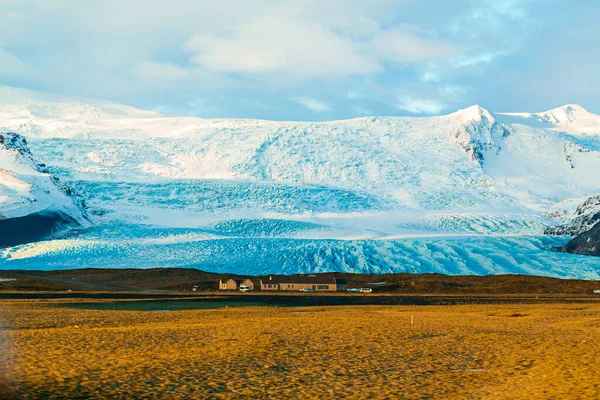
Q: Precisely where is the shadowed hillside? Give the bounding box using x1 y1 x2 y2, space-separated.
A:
563 221 600 256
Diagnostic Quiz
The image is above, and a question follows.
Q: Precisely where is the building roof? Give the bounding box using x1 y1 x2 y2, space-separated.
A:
261 275 336 285
221 278 251 285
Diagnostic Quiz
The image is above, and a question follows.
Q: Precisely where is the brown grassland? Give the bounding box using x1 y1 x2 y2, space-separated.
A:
4 268 600 294
1 299 600 399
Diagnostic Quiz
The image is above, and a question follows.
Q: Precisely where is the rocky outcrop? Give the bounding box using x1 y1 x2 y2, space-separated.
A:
546 195 600 236
450 105 510 165
0 132 87 247
562 221 600 256
563 142 590 169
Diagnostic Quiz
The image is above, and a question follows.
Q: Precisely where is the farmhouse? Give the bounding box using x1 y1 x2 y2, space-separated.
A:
219 278 254 290
260 276 347 292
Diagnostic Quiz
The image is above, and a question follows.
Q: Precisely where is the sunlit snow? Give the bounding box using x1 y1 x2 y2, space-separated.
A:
1 86 599 277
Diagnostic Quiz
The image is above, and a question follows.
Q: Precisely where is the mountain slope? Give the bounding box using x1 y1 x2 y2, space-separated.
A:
496 104 600 135
0 132 87 246
21 103 600 212
0 84 271 139
546 195 600 235
1 86 600 277
563 221 600 257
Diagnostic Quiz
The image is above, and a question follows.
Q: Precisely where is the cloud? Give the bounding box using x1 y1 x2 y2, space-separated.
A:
183 18 458 80
439 85 467 98
185 19 377 78
8 11 23 20
451 52 503 68
133 61 190 80
0 0 598 120
397 96 445 115
367 27 457 64
420 70 441 83
293 96 331 112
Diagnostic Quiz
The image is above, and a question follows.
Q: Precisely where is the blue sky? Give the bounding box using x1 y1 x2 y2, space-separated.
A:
1 0 599 120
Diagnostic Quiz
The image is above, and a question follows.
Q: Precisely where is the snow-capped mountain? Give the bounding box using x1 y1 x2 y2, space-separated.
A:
546 195 600 235
496 104 600 135
449 105 509 165
0 131 87 246
1 85 599 278
0 84 271 139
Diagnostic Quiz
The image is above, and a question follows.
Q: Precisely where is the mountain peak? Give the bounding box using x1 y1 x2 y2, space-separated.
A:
528 104 600 132
556 104 587 113
451 105 495 126
495 103 600 135
0 132 36 170
542 104 590 122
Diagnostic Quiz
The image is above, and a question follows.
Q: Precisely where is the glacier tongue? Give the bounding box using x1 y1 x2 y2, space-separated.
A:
1 85 600 277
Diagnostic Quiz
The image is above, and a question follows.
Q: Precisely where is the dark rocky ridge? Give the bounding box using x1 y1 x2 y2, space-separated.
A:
546 195 600 236
0 131 35 159
450 110 511 166
562 221 600 257
0 132 86 208
0 132 87 248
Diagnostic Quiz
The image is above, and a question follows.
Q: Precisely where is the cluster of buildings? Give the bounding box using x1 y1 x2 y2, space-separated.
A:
219 275 348 292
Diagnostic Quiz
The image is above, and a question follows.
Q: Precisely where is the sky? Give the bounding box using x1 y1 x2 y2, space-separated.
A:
1 0 599 120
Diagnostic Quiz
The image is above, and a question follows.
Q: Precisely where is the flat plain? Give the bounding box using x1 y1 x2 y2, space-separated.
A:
1 298 600 399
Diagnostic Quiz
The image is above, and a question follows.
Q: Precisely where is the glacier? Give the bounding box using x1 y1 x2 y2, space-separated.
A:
1 85 600 278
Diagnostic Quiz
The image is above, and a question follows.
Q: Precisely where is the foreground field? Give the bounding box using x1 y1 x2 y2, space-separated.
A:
1 300 600 399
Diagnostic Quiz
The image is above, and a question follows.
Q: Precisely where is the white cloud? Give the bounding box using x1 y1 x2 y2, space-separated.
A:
439 85 466 98
293 96 331 112
185 19 377 78
451 52 501 68
420 70 441 83
397 96 445 115
133 61 190 80
8 11 23 20
183 17 458 80
367 27 457 64
1 0 592 120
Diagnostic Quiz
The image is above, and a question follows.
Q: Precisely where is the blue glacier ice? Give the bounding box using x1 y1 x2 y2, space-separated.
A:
1 87 600 278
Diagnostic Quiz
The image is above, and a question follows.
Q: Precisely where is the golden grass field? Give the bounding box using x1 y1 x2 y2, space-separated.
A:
1 299 600 399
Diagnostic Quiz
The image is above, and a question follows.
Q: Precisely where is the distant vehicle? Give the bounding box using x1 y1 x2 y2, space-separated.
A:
359 288 373 293
300 288 315 292
346 288 361 293
239 285 252 292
